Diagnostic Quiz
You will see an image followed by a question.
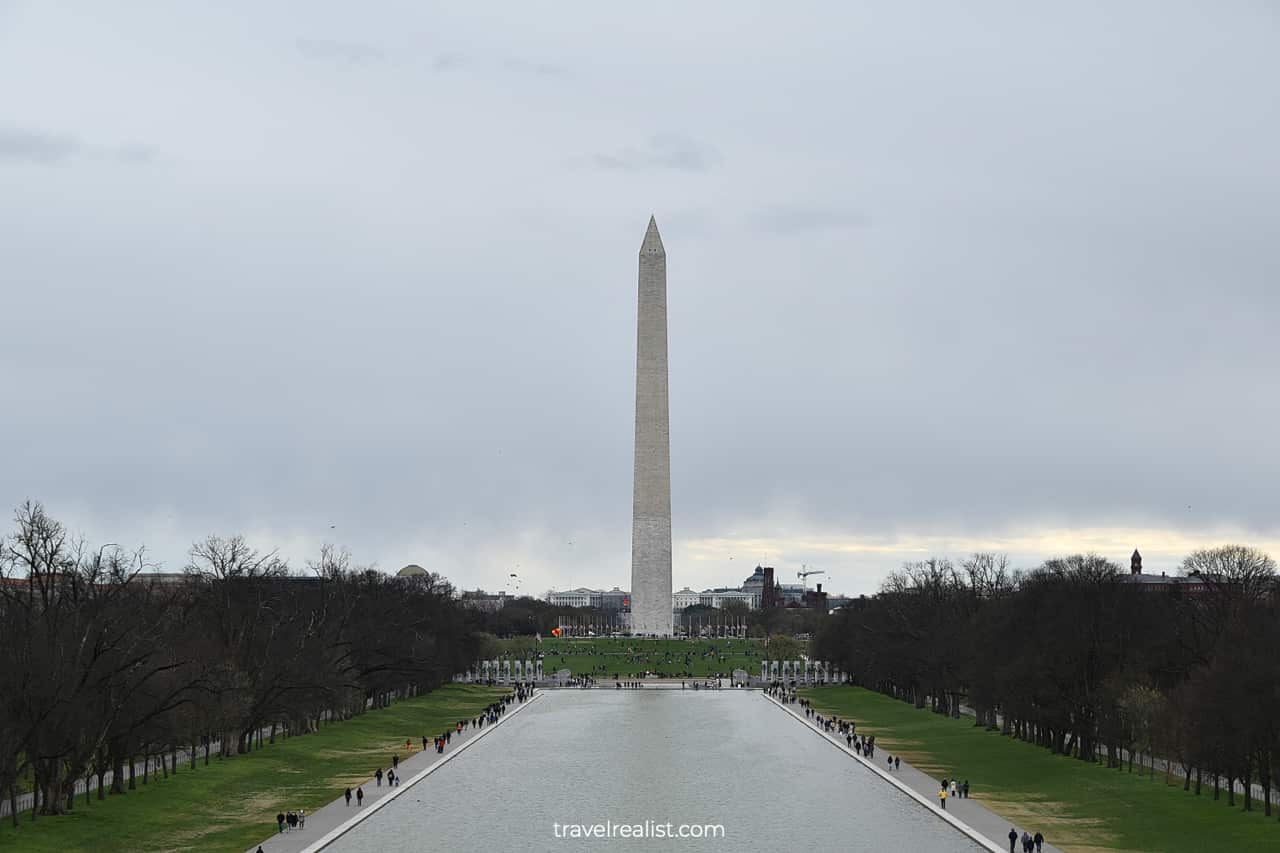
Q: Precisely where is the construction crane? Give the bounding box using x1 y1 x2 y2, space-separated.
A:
797 566 826 591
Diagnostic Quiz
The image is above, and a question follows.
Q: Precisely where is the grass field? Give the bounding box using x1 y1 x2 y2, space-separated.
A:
802 686 1278 853
0 684 504 853
499 637 766 678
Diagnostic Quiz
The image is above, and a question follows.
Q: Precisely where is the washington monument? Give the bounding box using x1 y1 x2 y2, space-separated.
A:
630 215 674 636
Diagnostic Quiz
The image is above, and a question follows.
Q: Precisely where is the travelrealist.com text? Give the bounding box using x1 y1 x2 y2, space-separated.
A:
552 821 726 840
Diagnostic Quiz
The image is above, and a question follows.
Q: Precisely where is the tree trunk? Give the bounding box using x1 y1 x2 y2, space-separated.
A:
112 755 126 795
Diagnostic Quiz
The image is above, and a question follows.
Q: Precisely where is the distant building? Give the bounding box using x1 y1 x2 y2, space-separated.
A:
596 587 631 613
673 587 701 610
460 589 508 612
1121 549 1208 594
700 588 756 609
397 564 428 578
741 566 769 598
547 587 595 608
802 583 828 610
545 587 631 611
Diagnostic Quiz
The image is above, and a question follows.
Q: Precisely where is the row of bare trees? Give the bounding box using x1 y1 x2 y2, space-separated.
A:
0 502 483 826
814 547 1280 817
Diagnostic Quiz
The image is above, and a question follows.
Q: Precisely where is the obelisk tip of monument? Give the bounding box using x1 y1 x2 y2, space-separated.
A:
641 214 663 251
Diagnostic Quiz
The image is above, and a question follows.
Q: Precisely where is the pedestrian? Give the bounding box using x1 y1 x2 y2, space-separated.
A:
300 808 306 829
895 756 901 771
1034 831 1044 852
287 811 297 831
345 787 352 806
1008 828 1018 853
939 787 947 810
375 767 383 787
1021 831 1033 852
393 753 399 769
423 735 429 751
276 812 286 834
356 786 364 806
887 755 893 771
963 779 970 798
951 779 958 798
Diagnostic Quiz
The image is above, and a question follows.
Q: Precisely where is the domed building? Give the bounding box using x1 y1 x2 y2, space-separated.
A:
397 564 428 578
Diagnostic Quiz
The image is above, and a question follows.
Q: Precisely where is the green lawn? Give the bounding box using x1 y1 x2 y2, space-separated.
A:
0 684 505 853
501 637 765 678
802 686 1278 853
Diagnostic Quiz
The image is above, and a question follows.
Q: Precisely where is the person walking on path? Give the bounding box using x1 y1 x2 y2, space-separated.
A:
951 779 958 798
375 768 383 787
276 812 286 834
939 787 947 810
894 756 900 771
1021 830 1033 852
1008 828 1017 853
392 753 399 770
1034 831 1044 852
963 779 969 798
299 808 305 829
345 788 352 806
356 787 364 806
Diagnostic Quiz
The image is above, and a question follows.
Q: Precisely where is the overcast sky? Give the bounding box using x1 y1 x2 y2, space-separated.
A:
2 1 1278 597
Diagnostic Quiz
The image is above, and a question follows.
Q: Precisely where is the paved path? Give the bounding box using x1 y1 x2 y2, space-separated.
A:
244 691 543 853
765 694 1064 853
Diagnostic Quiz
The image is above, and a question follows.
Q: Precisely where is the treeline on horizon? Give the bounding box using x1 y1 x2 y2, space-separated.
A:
0 501 486 824
814 549 1280 817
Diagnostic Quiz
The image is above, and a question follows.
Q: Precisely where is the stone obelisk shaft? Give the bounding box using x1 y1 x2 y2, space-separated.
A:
630 216 673 636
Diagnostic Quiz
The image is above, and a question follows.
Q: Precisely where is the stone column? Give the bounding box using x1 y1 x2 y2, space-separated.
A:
629 216 674 636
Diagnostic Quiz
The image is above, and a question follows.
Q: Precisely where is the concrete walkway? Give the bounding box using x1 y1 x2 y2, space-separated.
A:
764 693 1065 853
244 691 543 853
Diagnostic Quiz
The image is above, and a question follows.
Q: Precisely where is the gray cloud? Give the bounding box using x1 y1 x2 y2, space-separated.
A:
296 38 384 64
593 134 719 172
0 124 155 166
432 53 465 73
2 3 1278 599
503 58 569 78
748 205 868 234
0 124 79 163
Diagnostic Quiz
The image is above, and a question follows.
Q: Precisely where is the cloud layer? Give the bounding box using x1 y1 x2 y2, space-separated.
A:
1 3 1278 597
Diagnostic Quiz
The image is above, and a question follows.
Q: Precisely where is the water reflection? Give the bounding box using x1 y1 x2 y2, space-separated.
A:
324 689 982 853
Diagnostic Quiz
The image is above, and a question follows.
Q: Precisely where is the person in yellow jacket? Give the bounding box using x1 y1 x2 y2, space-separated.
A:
939 787 947 810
